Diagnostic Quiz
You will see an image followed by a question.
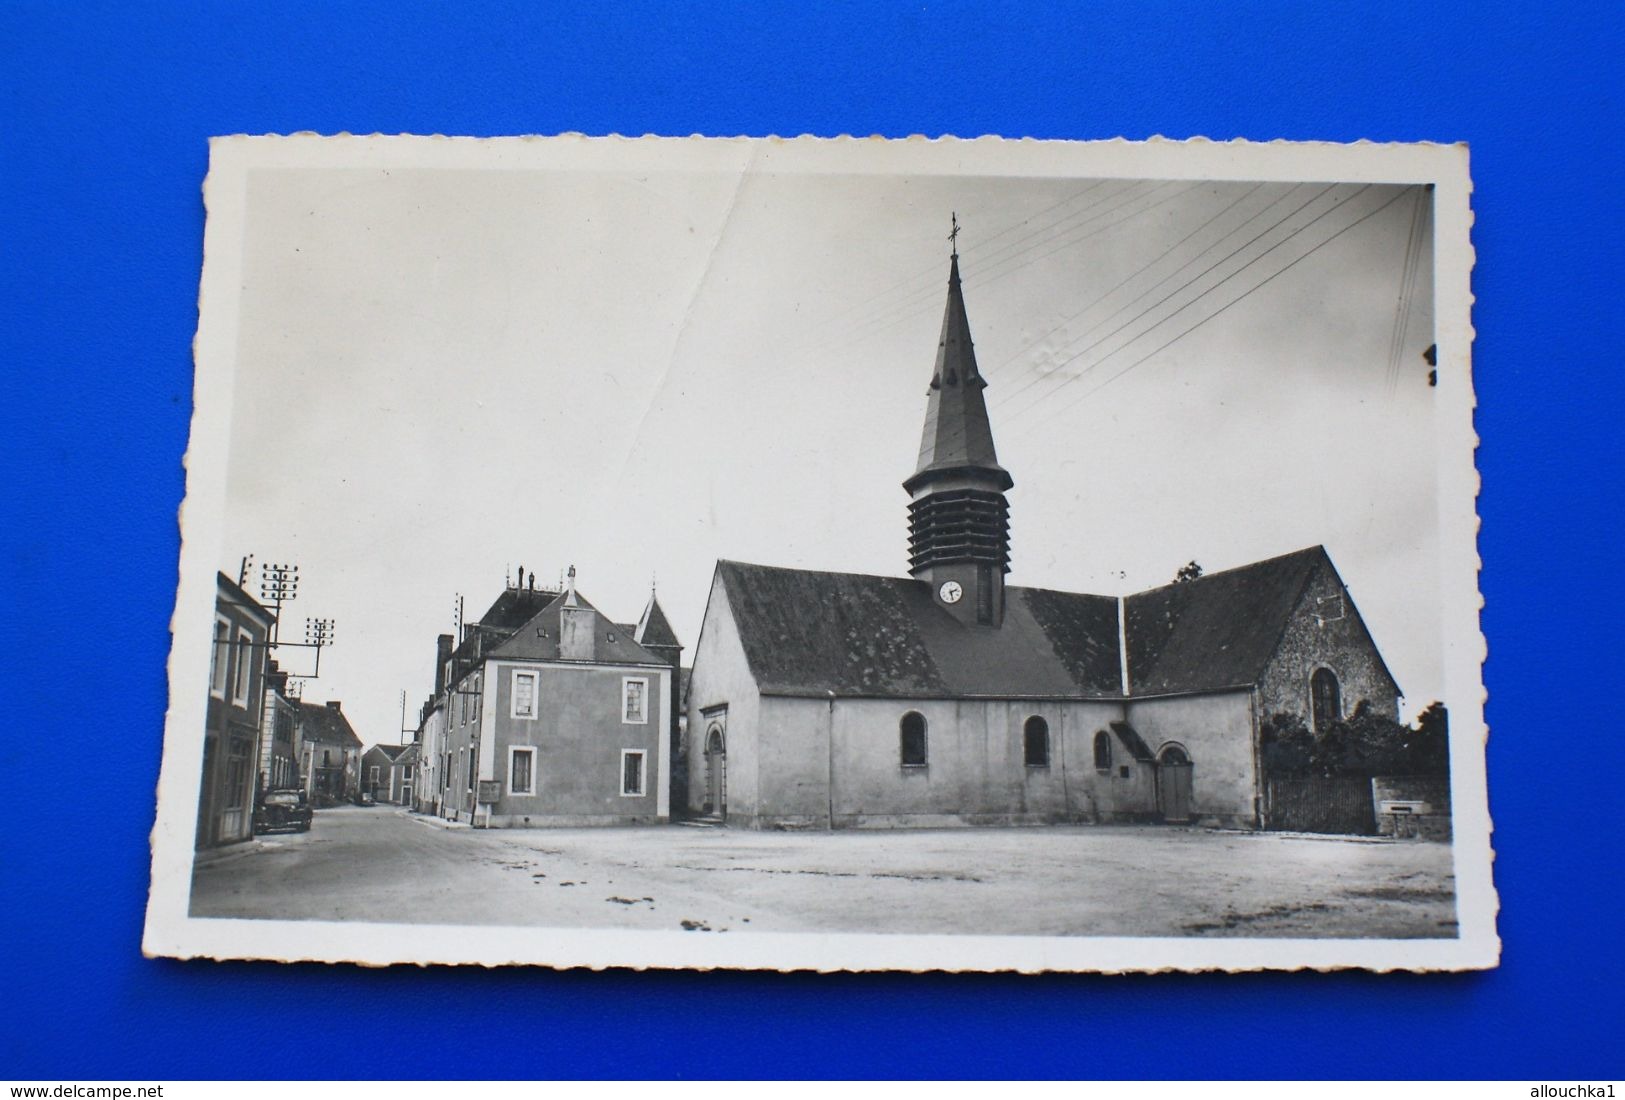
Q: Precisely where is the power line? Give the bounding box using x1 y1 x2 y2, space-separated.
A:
795 179 1119 342
824 181 1166 351
915 182 1355 460
986 181 1270 380
1384 185 1429 394
1024 185 1418 435
953 182 1289 430
1014 183 1352 397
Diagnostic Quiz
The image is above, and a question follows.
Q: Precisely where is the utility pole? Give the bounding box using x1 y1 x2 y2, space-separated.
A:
258 563 299 645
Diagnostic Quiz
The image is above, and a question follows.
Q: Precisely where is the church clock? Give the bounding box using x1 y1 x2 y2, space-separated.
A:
938 580 963 604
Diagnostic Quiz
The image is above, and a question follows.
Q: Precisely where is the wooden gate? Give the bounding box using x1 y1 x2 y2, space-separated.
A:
1265 776 1376 834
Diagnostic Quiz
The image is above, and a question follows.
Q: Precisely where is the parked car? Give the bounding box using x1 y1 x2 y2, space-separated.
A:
253 789 313 834
352 789 376 806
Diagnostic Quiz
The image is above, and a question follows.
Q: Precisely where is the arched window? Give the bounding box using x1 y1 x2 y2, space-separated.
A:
899 712 928 767
1093 730 1113 773
1158 743 1191 767
1023 716 1050 768
1311 668 1342 731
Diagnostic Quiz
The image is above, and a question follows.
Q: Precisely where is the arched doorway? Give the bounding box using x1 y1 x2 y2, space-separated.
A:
1157 743 1193 823
703 725 727 820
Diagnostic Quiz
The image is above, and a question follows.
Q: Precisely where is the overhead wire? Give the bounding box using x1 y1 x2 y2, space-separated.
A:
1021 185 1419 436
1383 185 1429 394
918 182 1364 458
959 181 1308 429
825 180 1194 356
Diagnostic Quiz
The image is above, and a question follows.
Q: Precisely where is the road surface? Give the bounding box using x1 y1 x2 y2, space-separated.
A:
190 804 1457 938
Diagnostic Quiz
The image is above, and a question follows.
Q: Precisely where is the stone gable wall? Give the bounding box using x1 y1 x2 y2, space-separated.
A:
1258 559 1399 726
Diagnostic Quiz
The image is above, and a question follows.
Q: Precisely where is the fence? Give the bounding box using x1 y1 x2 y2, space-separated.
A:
1264 776 1377 835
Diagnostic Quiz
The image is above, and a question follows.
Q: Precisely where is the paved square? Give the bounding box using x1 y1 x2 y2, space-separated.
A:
191 806 1457 938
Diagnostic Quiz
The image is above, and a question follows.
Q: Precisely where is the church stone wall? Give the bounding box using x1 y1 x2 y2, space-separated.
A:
744 697 1124 829
684 573 763 821
1258 559 1400 726
1123 690 1258 827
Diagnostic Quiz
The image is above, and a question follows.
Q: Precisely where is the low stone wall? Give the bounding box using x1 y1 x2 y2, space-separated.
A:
1372 775 1452 841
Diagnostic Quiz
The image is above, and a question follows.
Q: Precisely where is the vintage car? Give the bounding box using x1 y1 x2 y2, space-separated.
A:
253 788 313 834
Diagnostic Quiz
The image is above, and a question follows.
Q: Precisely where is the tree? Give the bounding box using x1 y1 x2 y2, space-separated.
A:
1409 702 1450 776
1261 701 1451 779
1173 560 1203 584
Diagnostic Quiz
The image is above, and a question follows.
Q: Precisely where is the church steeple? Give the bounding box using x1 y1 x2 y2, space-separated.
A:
904 233 1013 628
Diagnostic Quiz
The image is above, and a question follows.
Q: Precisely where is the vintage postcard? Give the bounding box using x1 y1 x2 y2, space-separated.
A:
144 134 1494 972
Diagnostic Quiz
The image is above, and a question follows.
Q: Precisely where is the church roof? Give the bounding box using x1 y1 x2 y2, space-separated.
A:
488 587 669 667
635 592 682 650
1124 545 1330 695
713 560 1121 699
904 253 1012 494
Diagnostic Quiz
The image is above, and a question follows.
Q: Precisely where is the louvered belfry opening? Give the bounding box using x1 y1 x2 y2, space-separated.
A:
907 488 1011 574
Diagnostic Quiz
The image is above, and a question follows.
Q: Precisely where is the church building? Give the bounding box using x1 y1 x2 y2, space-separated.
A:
683 245 1401 830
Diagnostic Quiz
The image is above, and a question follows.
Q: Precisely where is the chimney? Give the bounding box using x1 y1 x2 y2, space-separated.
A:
558 565 596 661
434 633 454 695
326 701 342 711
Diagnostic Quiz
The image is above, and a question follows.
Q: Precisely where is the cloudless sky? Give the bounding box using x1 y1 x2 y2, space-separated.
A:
216 145 1438 747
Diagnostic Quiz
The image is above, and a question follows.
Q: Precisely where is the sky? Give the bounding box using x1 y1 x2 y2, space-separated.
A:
217 151 1440 745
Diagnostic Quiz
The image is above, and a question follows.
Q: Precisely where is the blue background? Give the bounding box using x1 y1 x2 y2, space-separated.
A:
3 1 1621 1081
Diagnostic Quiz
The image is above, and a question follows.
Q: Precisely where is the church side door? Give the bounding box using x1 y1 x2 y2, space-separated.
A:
704 724 727 820
1157 745 1194 824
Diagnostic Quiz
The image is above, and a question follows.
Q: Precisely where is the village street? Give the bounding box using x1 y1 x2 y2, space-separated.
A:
190 805 1458 938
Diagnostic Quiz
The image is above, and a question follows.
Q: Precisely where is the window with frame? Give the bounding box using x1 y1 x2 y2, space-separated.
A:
210 617 230 698
509 747 535 796
899 712 928 767
1093 730 1113 773
231 628 254 705
622 677 648 724
369 765 380 786
620 750 646 796
1023 716 1051 768
511 670 539 719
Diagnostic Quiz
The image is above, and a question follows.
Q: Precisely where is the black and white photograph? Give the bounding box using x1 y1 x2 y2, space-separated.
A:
145 135 1493 972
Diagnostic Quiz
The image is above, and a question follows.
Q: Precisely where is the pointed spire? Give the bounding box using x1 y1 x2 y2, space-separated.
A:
635 589 682 650
903 246 1012 494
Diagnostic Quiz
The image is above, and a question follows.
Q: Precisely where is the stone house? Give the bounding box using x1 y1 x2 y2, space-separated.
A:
199 572 274 847
296 699 362 802
430 569 679 828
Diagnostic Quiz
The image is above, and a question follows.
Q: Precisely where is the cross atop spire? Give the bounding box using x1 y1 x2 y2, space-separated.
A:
947 211 961 257
904 248 1010 493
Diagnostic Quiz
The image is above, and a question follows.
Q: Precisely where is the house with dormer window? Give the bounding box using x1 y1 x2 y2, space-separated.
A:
431 568 678 828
